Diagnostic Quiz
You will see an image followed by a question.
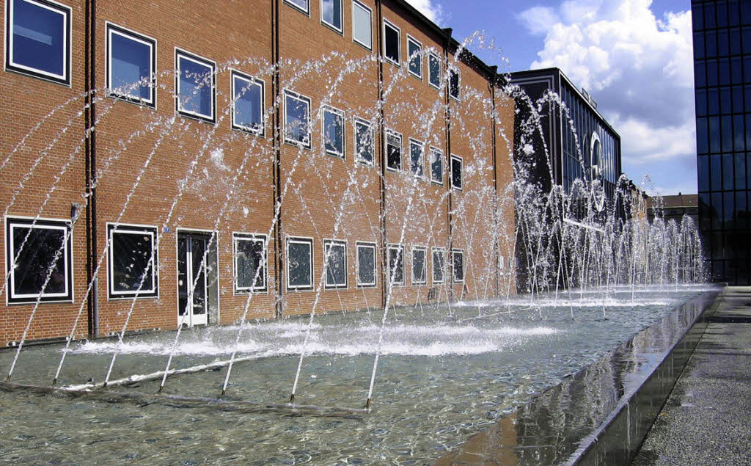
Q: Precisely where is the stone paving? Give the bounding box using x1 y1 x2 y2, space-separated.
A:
632 287 751 466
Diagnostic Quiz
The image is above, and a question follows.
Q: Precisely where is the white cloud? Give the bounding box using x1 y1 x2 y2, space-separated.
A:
518 0 696 194
405 0 444 26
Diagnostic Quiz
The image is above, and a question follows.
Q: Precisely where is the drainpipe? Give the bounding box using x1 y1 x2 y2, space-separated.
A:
489 65 500 297
272 0 283 318
443 28 453 301
85 0 99 338
376 0 387 309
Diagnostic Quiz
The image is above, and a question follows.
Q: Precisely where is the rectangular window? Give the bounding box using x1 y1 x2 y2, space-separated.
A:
285 0 309 14
322 106 345 158
383 19 400 65
407 35 422 79
449 67 460 100
386 130 402 171
106 23 155 106
284 90 312 148
428 52 441 89
430 147 443 184
356 241 376 287
6 217 72 304
107 224 158 299
324 239 347 289
5 0 71 85
387 244 404 285
176 49 216 122
233 233 267 293
231 71 264 135
452 249 465 283
432 247 445 284
354 118 374 165
287 237 313 291
321 0 343 32
409 139 424 178
412 246 427 285
451 154 463 190
352 0 372 50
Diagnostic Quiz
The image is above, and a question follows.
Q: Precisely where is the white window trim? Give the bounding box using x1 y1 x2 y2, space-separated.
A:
324 239 348 290
283 89 312 149
284 0 310 15
409 138 425 179
428 51 442 90
5 0 72 86
352 0 373 50
429 146 444 185
452 248 465 283
107 222 159 300
231 70 265 136
106 22 157 107
385 129 402 172
320 0 343 34
354 117 374 166
432 247 446 284
286 236 314 292
232 232 268 294
5 216 73 304
321 105 346 158
451 154 463 191
356 241 377 288
406 35 422 80
382 19 401 66
387 244 405 286
175 48 216 123
449 65 461 101
411 246 427 285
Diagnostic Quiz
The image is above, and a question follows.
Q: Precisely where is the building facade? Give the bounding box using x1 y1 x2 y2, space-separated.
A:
0 0 516 346
510 68 623 209
692 0 751 285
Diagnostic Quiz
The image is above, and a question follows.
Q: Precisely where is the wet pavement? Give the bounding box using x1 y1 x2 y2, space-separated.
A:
632 286 751 465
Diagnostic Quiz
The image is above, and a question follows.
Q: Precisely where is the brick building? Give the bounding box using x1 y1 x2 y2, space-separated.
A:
1 0 516 346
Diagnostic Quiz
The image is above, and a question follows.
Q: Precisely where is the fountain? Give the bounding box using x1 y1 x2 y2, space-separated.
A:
0 32 710 463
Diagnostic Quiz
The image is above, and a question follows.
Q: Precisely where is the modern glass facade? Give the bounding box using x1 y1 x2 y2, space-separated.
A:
693 0 751 285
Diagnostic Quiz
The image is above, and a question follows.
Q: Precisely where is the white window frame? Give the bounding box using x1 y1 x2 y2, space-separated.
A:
385 129 402 172
409 138 425 179
5 0 72 86
320 0 343 34
286 236 314 292
432 247 446 284
383 19 401 66
107 223 159 300
232 233 268 294
175 48 216 123
354 117 374 166
406 35 422 79
321 105 345 158
449 65 461 101
387 244 405 286
352 0 372 50
452 248 465 283
106 22 156 107
324 239 348 290
428 51 441 90
411 246 427 285
5 216 73 304
284 89 312 149
450 154 463 191
284 0 310 15
231 70 265 136
356 241 377 288
429 146 443 185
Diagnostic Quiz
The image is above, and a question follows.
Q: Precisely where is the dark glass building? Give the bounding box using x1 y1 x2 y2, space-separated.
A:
510 68 622 208
693 0 751 285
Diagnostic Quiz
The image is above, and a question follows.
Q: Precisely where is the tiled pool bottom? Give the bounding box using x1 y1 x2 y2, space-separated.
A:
0 286 716 464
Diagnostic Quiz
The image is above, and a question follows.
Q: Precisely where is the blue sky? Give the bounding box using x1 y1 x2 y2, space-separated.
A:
407 0 696 196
